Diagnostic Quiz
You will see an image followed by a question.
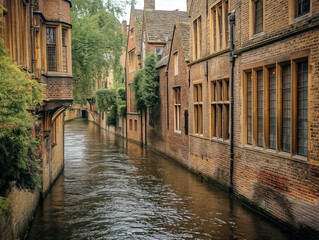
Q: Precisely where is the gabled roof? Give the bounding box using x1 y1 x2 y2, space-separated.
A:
177 21 190 61
144 10 189 43
166 20 191 70
132 8 144 53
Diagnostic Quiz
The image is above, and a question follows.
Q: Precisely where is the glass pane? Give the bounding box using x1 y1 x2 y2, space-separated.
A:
282 65 291 152
297 62 308 156
247 73 253 145
257 70 263 147
269 68 276 149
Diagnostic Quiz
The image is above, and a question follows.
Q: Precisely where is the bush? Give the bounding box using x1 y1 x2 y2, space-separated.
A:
0 197 10 221
0 47 42 192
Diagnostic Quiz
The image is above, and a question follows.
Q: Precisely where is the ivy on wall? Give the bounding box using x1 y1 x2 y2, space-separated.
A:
132 53 159 112
0 44 42 193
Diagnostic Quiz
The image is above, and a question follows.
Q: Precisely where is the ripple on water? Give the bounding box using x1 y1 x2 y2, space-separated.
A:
26 119 300 240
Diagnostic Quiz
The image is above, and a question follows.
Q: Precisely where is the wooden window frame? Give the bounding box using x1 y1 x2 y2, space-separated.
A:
210 1 229 53
174 52 178 76
243 57 309 159
174 87 181 133
296 0 310 17
210 79 229 140
46 26 57 72
193 17 201 60
193 83 203 135
249 0 264 37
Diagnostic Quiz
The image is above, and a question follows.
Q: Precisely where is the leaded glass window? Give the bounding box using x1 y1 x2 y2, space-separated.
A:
257 70 263 147
297 62 308 156
297 0 310 17
46 27 56 71
282 65 291 153
254 0 263 34
247 73 253 145
269 68 276 149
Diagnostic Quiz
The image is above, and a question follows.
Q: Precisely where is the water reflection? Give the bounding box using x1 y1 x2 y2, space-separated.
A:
27 119 298 240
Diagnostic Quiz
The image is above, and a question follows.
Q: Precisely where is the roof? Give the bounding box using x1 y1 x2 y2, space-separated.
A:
132 8 144 53
177 21 190 61
144 10 189 43
156 54 169 69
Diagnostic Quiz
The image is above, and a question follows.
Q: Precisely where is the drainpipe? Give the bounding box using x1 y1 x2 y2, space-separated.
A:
229 10 235 192
124 67 128 139
30 0 35 73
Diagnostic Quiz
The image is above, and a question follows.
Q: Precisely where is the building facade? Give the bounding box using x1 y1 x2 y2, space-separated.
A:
124 0 319 236
0 0 72 238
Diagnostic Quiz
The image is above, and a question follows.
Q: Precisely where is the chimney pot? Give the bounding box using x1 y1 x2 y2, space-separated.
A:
144 0 155 10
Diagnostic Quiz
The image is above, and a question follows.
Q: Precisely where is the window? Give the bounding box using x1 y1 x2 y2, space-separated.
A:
282 65 291 152
269 68 276 149
244 58 308 158
128 50 136 73
193 17 201 60
193 84 203 134
257 70 263 147
211 1 229 52
142 31 146 67
46 27 57 71
297 62 308 156
247 73 253 145
130 28 134 39
129 119 133 131
52 121 57 145
254 0 263 34
62 29 68 73
174 52 178 76
174 87 181 131
134 120 138 132
211 79 229 139
297 0 310 17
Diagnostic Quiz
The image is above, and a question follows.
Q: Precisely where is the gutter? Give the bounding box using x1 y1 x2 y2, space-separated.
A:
30 1 35 74
229 10 236 192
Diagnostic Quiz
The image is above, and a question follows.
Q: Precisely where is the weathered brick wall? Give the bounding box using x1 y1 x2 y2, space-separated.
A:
43 0 71 23
42 76 73 100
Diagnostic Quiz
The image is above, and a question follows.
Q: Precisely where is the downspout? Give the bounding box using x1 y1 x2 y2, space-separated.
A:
229 10 236 192
30 0 35 73
124 67 128 139
144 110 147 146
166 70 169 129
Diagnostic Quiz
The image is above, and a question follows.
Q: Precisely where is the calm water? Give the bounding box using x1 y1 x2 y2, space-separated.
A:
27 119 298 240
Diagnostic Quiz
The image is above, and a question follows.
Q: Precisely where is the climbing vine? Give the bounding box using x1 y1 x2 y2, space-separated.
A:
0 44 42 193
132 53 159 112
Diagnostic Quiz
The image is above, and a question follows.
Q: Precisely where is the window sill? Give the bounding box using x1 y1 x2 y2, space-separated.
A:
250 31 264 40
51 143 57 148
174 130 182 134
291 12 311 24
242 145 308 163
44 72 72 78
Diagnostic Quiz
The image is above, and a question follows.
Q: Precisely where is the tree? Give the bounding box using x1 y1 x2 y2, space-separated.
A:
71 0 130 104
132 53 159 112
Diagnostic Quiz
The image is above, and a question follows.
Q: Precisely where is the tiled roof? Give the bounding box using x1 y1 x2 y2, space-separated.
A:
145 10 189 43
156 54 169 69
132 8 144 53
177 21 190 61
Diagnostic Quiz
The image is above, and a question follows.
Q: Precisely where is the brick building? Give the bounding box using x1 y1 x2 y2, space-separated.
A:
124 0 319 236
125 0 188 144
0 0 72 238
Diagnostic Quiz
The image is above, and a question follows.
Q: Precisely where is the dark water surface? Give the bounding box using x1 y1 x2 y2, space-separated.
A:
27 119 298 240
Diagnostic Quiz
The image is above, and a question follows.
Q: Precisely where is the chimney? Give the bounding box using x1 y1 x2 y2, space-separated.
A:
122 20 127 36
144 0 155 10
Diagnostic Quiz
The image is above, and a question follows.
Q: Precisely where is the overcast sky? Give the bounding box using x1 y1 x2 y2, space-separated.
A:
122 0 187 23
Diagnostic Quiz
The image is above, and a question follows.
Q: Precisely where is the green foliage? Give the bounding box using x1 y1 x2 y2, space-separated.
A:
0 50 42 192
95 83 126 125
132 53 159 111
95 88 116 113
0 197 10 221
71 0 129 104
132 69 146 111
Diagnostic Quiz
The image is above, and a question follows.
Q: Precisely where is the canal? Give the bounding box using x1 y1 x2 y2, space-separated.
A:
27 119 299 240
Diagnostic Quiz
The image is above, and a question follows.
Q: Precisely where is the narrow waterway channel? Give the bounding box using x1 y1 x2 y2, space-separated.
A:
27 119 299 240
